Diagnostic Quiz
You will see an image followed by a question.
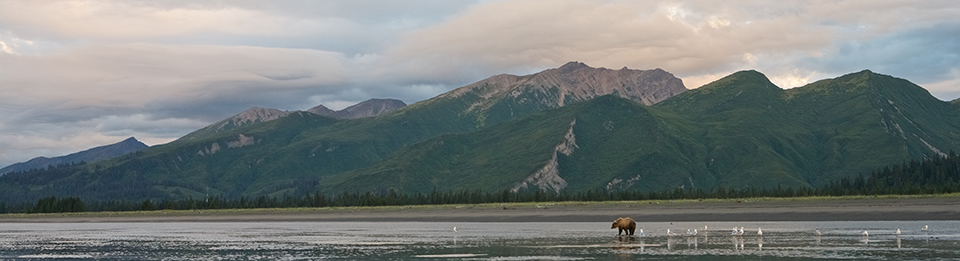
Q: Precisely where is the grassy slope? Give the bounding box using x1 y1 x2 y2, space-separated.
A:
322 95 701 194
332 70 960 194
657 70 816 189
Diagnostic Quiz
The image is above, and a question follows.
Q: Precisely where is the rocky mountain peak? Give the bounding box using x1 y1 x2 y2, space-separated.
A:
441 62 687 107
530 62 687 105
306 105 335 116
558 61 590 73
225 107 291 128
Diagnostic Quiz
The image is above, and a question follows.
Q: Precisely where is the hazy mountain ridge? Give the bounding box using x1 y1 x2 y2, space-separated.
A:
0 137 147 175
307 99 407 119
180 99 406 141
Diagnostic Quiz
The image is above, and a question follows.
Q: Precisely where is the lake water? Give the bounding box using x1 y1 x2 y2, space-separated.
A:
0 221 958 260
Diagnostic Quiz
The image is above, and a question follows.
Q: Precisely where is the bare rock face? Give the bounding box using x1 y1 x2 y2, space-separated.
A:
443 61 687 107
307 99 407 119
511 120 578 193
219 107 292 130
179 107 291 141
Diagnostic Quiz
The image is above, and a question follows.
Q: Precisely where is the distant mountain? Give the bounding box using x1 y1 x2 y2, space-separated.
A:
0 137 147 175
308 98 407 119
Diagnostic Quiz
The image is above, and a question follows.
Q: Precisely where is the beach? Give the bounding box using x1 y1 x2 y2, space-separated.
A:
1 195 958 223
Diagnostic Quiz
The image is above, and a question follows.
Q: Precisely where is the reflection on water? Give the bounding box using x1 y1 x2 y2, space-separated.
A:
0 221 958 260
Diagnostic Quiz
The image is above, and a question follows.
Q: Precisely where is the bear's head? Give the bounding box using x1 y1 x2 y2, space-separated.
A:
611 217 624 229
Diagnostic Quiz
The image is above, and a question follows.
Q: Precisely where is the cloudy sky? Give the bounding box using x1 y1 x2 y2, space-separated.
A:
1 0 959 167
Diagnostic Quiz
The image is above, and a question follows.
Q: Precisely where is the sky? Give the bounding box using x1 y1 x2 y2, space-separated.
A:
1 0 959 167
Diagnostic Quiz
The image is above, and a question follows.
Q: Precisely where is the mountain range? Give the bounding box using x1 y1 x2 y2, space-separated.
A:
1 62 957 204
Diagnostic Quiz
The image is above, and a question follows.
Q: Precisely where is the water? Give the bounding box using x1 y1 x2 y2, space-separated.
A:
0 221 958 260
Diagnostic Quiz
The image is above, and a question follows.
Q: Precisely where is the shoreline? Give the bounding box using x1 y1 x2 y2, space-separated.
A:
2 195 958 223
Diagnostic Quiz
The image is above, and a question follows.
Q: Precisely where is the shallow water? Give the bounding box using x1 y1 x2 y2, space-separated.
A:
0 221 958 260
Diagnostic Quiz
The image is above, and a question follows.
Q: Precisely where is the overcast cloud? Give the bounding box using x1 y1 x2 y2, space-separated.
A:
1 0 959 167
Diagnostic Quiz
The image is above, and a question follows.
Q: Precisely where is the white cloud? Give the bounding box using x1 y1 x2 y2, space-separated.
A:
768 69 818 89
0 44 351 110
0 40 11 54
380 0 840 84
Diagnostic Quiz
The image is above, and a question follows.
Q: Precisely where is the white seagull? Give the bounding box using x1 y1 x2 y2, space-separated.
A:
757 227 763 236
453 226 458 233
816 229 822 236
638 229 645 237
739 227 745 236
896 228 901 235
922 225 929 231
862 230 868 236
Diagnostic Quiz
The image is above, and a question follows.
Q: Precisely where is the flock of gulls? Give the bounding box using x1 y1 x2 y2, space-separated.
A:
623 224 931 238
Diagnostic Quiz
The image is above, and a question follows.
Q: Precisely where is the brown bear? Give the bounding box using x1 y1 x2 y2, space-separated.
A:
611 217 636 236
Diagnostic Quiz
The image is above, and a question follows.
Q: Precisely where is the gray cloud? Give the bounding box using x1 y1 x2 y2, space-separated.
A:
1 0 960 167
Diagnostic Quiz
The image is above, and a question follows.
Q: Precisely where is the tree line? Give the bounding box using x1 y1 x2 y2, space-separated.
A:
4 152 959 214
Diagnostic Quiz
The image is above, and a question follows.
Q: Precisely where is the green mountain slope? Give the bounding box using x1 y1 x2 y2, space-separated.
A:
325 70 960 194
322 95 705 194
783 70 960 185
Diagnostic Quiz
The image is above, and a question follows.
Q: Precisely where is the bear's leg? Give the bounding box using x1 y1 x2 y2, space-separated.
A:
629 228 635 235
618 228 624 235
